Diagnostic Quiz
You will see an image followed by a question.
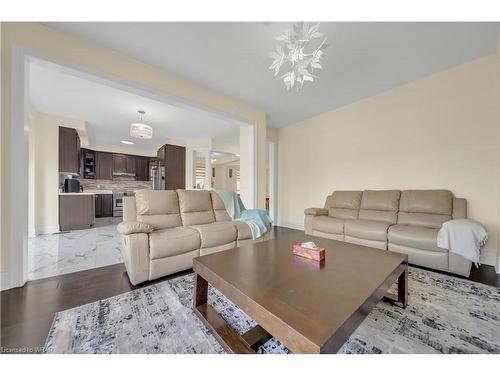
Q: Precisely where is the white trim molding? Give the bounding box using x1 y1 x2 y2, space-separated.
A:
35 225 60 236
278 220 304 231
1 270 12 291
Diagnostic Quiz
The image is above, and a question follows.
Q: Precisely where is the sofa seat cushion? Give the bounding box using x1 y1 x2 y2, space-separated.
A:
189 222 237 248
344 219 390 241
388 225 445 253
313 216 344 235
149 227 201 260
232 221 252 240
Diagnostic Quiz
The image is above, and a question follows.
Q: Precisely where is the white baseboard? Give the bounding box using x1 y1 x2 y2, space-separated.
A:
277 220 304 230
1 269 11 291
0 269 25 291
35 225 60 235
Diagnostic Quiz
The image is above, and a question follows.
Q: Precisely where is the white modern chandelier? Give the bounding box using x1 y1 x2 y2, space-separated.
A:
130 110 153 139
269 22 328 90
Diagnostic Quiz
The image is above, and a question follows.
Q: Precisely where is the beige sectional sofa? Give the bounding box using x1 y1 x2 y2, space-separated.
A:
118 189 257 285
305 190 472 277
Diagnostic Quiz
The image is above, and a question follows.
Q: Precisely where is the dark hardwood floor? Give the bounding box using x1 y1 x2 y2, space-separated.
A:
1 226 498 353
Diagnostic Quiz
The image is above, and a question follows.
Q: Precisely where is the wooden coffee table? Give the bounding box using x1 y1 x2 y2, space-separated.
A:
192 232 408 354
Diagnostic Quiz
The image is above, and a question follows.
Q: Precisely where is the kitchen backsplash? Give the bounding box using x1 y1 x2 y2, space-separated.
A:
78 178 153 192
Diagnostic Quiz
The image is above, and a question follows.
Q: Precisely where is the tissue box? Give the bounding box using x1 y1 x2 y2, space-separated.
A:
292 243 325 262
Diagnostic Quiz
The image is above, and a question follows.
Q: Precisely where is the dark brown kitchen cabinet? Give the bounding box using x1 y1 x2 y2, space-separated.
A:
81 148 96 179
113 154 127 174
165 144 186 190
126 156 136 174
113 154 136 174
157 144 186 190
95 151 113 180
59 194 94 230
59 126 81 175
135 157 149 181
95 194 113 217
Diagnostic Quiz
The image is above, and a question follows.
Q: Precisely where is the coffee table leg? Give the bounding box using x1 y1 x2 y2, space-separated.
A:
192 272 256 353
398 264 408 309
193 273 208 308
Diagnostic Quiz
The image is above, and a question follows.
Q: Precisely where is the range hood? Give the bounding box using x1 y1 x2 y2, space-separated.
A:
112 172 136 177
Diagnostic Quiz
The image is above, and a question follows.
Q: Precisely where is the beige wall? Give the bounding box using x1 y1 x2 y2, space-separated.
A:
28 111 87 235
212 139 240 155
213 161 239 192
1 23 267 283
278 55 499 265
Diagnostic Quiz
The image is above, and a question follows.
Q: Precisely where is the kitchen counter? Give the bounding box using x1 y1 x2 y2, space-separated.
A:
59 190 113 195
84 190 113 194
59 192 96 196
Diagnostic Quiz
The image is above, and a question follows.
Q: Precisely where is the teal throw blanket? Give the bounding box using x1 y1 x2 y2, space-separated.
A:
213 190 272 239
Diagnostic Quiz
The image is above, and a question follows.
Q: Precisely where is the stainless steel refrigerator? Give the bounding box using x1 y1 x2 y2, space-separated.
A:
152 165 165 190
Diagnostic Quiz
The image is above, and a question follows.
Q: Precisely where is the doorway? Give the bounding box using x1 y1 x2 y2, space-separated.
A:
5 48 257 289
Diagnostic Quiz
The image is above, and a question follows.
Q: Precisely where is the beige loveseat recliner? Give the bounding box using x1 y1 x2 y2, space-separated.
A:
118 189 258 285
305 190 472 277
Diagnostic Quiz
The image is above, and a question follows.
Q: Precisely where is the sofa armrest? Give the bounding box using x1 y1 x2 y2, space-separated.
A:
304 207 328 216
452 198 467 219
117 221 154 235
121 233 150 285
123 196 137 222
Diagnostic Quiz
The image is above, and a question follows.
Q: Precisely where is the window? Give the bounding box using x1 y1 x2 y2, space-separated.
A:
195 166 205 189
236 168 240 194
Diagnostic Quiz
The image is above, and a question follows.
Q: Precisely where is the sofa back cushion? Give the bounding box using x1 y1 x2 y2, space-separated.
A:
325 191 362 220
135 190 182 229
397 190 452 228
211 191 231 222
358 190 401 224
177 190 216 225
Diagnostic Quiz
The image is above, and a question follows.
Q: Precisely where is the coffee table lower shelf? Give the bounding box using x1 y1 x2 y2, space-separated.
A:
193 272 273 354
194 303 272 354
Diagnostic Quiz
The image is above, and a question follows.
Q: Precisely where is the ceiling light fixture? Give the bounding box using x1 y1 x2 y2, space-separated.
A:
130 110 153 139
121 140 135 145
269 22 328 91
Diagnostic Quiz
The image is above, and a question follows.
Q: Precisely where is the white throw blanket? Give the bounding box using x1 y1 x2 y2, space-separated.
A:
437 219 488 266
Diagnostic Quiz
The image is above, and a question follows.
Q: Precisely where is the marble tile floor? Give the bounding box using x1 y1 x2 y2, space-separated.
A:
28 217 124 280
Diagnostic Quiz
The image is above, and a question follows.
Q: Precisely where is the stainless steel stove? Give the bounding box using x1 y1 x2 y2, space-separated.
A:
113 190 135 217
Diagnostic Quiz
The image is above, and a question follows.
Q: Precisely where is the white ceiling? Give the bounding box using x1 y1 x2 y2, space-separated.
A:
29 61 241 150
46 22 499 128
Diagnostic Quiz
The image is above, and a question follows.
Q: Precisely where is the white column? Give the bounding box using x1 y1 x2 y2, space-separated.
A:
239 125 255 208
204 150 212 190
268 140 277 224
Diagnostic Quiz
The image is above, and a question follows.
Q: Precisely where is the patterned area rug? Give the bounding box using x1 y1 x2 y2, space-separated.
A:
44 267 500 354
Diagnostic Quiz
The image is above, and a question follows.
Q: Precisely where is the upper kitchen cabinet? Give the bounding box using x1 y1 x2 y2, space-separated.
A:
126 156 136 174
157 144 186 190
112 154 127 174
135 157 149 181
95 151 113 180
81 148 95 179
58 126 81 175
113 154 136 175
165 144 186 190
